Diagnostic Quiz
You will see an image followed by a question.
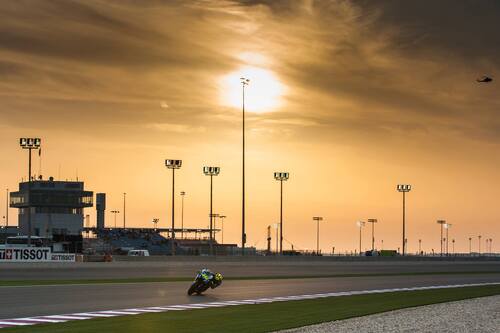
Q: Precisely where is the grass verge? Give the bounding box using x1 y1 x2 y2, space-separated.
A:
0 270 498 287
3 284 500 333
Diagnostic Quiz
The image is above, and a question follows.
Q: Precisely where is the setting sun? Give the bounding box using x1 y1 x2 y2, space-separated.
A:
219 66 286 113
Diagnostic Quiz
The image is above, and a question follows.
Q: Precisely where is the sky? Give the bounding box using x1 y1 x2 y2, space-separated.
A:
0 0 499 254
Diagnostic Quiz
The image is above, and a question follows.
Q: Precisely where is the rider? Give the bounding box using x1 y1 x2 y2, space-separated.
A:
199 268 223 289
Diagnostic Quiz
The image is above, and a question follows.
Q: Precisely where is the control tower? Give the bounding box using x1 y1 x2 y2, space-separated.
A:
10 177 93 251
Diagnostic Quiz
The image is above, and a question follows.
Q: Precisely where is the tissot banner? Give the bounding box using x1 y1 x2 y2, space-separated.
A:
0 247 75 262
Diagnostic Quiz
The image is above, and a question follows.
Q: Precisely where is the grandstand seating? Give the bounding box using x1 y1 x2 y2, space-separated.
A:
95 229 185 255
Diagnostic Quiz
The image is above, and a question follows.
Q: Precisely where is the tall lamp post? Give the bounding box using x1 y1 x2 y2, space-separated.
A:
313 216 323 254
366 218 378 252
273 223 279 254
444 223 452 256
5 188 8 227
152 218 159 230
219 215 226 244
478 235 482 254
241 77 250 255
418 239 422 255
437 220 446 256
19 138 41 245
397 184 411 256
357 221 365 255
123 192 126 228
111 210 119 228
165 159 182 256
469 237 472 255
180 191 186 239
204 166 220 256
274 172 289 255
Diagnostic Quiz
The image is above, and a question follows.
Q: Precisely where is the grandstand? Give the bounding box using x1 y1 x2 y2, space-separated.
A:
84 227 238 255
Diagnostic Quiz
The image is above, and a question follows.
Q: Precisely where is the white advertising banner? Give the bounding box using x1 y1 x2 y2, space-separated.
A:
0 247 75 262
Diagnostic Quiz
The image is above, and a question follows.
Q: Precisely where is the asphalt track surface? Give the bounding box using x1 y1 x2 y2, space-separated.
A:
1 260 499 280
1 273 499 320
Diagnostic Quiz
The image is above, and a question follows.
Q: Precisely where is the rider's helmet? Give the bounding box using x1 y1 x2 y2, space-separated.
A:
214 272 223 283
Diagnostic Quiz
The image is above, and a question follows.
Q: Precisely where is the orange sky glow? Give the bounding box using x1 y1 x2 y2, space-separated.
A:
0 0 499 253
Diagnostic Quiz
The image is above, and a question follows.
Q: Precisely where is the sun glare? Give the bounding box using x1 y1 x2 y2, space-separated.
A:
219 66 285 113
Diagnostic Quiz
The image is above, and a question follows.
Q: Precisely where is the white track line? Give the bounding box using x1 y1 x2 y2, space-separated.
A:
0 282 498 329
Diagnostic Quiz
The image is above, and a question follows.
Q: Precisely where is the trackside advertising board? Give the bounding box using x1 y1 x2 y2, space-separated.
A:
0 247 76 262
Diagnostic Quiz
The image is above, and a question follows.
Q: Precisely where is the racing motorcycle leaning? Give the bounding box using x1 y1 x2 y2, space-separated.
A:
187 269 223 295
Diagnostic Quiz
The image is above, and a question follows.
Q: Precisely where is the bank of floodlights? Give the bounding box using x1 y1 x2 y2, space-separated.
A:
19 138 41 149
397 184 411 192
203 166 220 176
274 172 289 181
165 159 182 169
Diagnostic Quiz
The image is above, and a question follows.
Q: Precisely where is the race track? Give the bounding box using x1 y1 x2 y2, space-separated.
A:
1 273 499 319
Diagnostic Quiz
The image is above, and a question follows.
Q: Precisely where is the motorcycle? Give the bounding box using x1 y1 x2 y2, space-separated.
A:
187 271 218 295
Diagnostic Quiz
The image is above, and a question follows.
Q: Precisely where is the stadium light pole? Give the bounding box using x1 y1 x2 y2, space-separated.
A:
19 138 41 246
209 213 219 245
165 159 182 256
241 77 249 255
274 172 289 255
204 166 220 256
478 235 482 254
366 218 377 251
123 192 126 228
219 215 226 244
180 191 186 239
444 223 452 256
5 188 8 227
111 210 119 228
469 237 472 255
397 184 411 256
273 223 279 254
313 216 323 254
152 218 159 230
437 220 446 256
357 221 365 255
452 238 455 255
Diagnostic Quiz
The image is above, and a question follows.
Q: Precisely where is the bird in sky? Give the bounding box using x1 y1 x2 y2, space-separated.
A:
476 75 493 83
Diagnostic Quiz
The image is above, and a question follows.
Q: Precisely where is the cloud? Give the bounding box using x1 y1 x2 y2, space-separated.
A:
0 0 499 146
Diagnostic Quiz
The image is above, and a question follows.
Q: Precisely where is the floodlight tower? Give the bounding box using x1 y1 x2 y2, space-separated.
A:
152 218 159 230
123 192 126 228
5 188 8 227
204 166 220 255
313 216 323 254
444 223 452 256
437 220 446 256
274 172 289 255
273 223 279 254
111 210 120 228
478 235 482 254
357 221 365 255
469 237 472 255
397 184 411 256
180 191 186 239
219 215 226 244
19 138 41 245
165 159 182 255
241 77 250 255
366 218 378 252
